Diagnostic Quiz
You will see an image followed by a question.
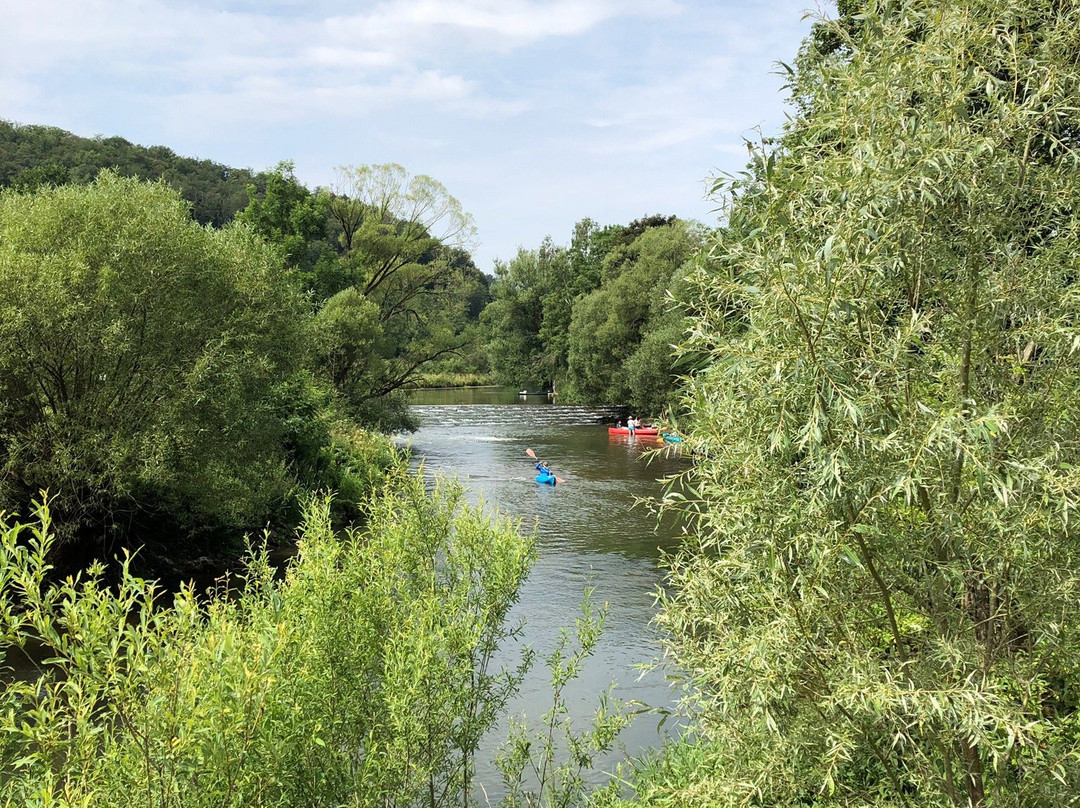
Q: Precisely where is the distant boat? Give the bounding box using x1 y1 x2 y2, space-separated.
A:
519 389 528 394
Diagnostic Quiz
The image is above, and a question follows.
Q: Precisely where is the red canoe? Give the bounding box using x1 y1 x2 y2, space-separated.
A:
608 426 660 436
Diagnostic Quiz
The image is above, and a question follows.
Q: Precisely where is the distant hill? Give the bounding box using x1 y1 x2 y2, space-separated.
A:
0 120 269 226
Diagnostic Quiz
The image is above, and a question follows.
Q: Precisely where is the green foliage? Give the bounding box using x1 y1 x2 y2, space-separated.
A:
0 473 535 808
316 423 400 514
567 218 626 298
416 371 494 389
0 120 262 226
590 738 724 808
0 172 307 558
482 242 568 390
235 160 330 272
0 135 487 569
622 315 685 417
658 1 1080 805
305 164 488 428
482 217 700 409
9 161 70 192
311 287 384 390
271 372 401 529
565 222 703 411
496 588 631 808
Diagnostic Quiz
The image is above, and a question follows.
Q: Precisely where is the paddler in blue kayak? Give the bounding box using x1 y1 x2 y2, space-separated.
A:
535 460 557 484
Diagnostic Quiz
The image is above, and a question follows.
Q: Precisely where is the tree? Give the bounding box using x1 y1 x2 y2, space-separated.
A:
566 217 626 298
658 2 1080 805
318 164 482 423
565 220 701 408
416 247 494 382
328 163 477 305
0 172 305 561
482 217 696 403
235 160 329 273
10 161 70 192
481 242 567 390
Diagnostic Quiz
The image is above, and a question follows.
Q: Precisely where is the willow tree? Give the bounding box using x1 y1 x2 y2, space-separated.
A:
659 2 1080 806
0 172 304 558
320 164 480 427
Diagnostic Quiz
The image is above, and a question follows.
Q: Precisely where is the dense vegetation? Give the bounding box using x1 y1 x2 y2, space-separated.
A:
0 128 502 572
632 0 1080 805
481 215 703 415
0 120 700 417
0 473 535 807
0 173 411 576
7 0 1080 806
0 121 497 419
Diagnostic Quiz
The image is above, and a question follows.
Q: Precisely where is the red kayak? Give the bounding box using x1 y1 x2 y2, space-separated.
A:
608 426 660 436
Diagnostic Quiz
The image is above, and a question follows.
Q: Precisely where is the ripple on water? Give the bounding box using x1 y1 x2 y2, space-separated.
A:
404 393 687 798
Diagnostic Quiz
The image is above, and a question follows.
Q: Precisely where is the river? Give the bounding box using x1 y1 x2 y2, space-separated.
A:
403 387 688 798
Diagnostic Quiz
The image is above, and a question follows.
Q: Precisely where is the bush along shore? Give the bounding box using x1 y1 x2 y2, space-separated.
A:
0 467 537 807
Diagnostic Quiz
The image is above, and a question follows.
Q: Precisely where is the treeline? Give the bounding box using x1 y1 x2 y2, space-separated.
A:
0 121 495 403
0 120 263 226
481 215 704 415
2 120 702 416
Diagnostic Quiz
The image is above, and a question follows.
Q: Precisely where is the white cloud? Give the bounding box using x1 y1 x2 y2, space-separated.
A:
373 0 676 42
305 46 400 71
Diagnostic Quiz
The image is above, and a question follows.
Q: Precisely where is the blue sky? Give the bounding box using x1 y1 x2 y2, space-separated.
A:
1 0 822 271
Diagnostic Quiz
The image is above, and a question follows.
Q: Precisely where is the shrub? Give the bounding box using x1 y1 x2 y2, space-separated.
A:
0 470 534 808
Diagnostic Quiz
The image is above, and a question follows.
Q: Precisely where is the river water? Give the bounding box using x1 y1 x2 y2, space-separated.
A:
402 387 688 797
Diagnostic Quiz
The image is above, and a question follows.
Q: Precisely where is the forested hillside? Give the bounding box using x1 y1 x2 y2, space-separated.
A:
0 119 264 226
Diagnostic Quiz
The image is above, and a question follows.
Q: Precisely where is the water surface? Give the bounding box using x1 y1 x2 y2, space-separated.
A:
403 388 688 796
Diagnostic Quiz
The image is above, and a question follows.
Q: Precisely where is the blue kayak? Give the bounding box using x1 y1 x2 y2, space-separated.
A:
535 473 557 485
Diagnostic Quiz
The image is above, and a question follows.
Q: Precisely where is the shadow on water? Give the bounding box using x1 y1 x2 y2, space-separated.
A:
402 388 690 799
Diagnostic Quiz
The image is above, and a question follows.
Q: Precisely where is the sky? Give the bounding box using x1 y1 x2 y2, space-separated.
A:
1 0 825 272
